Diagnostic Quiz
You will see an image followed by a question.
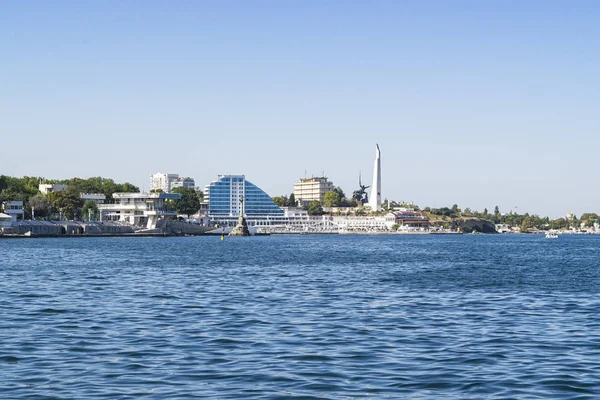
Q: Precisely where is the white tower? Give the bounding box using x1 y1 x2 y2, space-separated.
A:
368 144 382 211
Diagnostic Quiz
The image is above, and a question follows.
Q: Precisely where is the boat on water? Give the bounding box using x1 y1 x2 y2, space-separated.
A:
545 232 559 239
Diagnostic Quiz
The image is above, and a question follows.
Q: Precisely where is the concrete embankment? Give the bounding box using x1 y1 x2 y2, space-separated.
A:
0 220 214 238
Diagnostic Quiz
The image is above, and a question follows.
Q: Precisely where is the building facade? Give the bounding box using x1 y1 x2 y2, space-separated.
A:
98 192 181 229
392 209 429 230
204 175 283 219
150 173 180 193
2 201 24 222
39 183 67 194
0 213 13 229
293 177 334 206
171 177 195 190
81 193 106 204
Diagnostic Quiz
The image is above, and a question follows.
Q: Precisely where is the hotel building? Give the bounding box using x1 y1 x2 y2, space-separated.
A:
172 177 195 190
150 173 180 193
204 175 283 219
293 177 334 206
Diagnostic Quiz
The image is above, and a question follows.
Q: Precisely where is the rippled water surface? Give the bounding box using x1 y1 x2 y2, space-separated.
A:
1 234 599 399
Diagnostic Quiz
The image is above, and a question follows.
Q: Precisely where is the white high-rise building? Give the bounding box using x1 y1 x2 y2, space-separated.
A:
172 177 195 190
150 173 179 193
368 144 382 211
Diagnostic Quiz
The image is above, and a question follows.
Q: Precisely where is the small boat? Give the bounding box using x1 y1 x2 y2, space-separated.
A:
545 232 558 239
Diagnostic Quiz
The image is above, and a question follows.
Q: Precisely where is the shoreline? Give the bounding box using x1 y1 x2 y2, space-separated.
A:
0 232 210 239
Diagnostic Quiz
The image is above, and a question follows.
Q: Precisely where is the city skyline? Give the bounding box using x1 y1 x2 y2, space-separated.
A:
3 2 599 218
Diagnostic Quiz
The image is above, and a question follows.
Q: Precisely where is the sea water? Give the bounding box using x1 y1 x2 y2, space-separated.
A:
1 234 599 399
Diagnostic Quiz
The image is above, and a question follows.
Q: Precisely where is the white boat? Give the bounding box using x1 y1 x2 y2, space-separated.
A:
545 232 558 239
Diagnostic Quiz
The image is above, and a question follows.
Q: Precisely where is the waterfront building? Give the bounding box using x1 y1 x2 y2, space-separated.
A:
172 177 195 190
293 177 334 206
368 144 382 211
0 212 13 229
333 213 396 233
495 224 511 234
203 174 397 235
392 209 429 229
150 173 180 193
38 183 67 194
204 175 284 219
210 206 339 234
2 201 24 222
98 192 181 229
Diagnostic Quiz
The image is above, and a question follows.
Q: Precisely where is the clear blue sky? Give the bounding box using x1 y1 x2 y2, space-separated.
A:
2 1 599 217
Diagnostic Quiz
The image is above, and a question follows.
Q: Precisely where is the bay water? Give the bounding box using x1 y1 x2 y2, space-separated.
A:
1 234 599 399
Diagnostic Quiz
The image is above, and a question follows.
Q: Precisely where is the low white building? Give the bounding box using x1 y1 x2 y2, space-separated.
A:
332 213 396 232
2 201 25 222
0 213 13 229
81 193 106 204
99 192 181 229
39 183 67 194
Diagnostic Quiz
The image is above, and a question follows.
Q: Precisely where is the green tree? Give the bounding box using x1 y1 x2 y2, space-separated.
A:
0 189 21 203
323 191 341 207
195 188 204 202
345 197 358 207
27 194 51 219
171 187 201 217
521 216 535 233
117 182 140 193
82 200 99 221
272 196 288 207
550 217 568 230
333 187 345 199
287 193 296 207
101 179 118 199
47 188 84 220
307 200 324 215
580 213 599 227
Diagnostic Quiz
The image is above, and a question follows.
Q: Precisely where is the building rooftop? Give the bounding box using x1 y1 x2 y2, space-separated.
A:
112 192 181 199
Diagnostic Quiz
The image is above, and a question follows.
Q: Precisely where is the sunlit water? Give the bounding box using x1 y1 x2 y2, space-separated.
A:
1 234 599 399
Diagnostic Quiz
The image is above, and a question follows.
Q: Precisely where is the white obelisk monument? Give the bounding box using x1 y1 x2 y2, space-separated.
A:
369 144 382 211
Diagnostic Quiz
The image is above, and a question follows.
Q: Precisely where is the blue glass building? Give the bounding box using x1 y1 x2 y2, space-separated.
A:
205 175 284 218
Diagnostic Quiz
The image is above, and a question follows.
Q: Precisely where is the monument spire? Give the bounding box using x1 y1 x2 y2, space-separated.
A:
368 144 382 211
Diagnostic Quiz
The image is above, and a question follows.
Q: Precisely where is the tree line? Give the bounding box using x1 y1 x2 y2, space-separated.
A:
0 175 206 221
424 204 596 232
270 187 599 230
0 175 140 220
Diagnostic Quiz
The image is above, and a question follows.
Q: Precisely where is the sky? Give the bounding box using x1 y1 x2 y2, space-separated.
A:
2 1 599 218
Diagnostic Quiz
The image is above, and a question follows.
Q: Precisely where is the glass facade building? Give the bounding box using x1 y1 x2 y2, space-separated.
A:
205 175 284 217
